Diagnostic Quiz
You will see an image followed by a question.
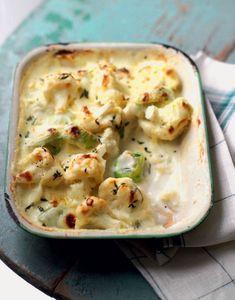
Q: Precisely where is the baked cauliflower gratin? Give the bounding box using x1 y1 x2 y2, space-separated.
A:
11 48 193 231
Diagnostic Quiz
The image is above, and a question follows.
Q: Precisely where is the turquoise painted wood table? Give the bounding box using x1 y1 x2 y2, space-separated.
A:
1 0 235 299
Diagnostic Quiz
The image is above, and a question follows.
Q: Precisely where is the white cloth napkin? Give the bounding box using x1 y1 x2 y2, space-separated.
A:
118 52 235 300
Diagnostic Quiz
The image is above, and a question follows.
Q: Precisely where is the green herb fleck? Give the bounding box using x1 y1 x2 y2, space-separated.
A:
80 89 89 99
53 170 62 180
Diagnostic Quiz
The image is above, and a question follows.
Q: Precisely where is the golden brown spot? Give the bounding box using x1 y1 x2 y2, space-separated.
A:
129 190 135 203
86 198 94 207
65 214 76 229
182 101 190 110
82 154 96 159
83 105 91 115
166 68 174 76
47 128 57 135
197 118 201 127
117 67 130 74
51 200 58 207
70 126 80 137
54 49 75 57
35 153 43 161
54 50 76 62
102 75 109 87
65 83 71 88
19 171 32 182
142 93 150 103
168 126 174 134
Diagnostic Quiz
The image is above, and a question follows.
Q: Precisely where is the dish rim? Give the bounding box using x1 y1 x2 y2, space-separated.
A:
4 42 213 239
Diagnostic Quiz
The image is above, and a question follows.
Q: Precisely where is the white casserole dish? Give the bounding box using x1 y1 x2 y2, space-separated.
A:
5 43 213 238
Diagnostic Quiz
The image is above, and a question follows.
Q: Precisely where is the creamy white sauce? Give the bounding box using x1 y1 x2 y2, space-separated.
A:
12 48 193 230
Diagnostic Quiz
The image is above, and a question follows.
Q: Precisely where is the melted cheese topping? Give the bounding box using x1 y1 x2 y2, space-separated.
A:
12 48 192 231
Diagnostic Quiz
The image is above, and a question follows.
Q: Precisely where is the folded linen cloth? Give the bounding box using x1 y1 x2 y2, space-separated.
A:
118 52 235 300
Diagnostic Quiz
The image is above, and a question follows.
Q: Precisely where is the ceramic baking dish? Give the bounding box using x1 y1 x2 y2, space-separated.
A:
5 43 213 239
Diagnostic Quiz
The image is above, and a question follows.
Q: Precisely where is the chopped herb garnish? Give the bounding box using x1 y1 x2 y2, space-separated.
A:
173 150 177 153
24 131 29 138
148 163 152 174
80 89 89 99
42 223 47 227
110 115 116 124
134 220 141 229
95 118 100 125
25 203 34 212
124 121 130 127
59 73 70 80
131 138 135 141
32 117 37 125
112 181 119 195
38 206 44 212
137 140 144 145
53 170 62 180
144 55 148 59
64 166 69 172
116 121 125 138
26 115 36 124
40 198 48 202
26 116 33 121
19 134 22 138
144 147 151 153
128 199 138 208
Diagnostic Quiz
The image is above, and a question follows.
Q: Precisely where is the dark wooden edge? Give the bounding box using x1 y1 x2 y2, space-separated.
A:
0 249 53 297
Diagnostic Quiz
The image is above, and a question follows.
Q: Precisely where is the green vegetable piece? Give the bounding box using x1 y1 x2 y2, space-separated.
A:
65 126 98 149
44 140 62 155
30 128 63 155
113 151 145 183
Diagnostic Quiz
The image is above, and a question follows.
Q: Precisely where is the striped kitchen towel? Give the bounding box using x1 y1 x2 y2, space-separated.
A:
118 52 235 300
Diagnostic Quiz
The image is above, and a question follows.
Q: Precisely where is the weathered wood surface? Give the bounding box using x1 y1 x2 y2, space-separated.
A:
0 0 234 299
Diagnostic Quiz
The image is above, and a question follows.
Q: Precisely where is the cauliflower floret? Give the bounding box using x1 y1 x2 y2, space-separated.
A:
63 153 105 187
30 147 54 167
15 147 55 184
132 62 182 108
100 128 120 158
139 97 192 141
89 63 128 108
98 177 154 227
98 177 143 210
44 73 80 113
163 66 182 94
75 196 123 229
79 103 123 133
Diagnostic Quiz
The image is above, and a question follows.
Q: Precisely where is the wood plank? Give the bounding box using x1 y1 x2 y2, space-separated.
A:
53 241 160 300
